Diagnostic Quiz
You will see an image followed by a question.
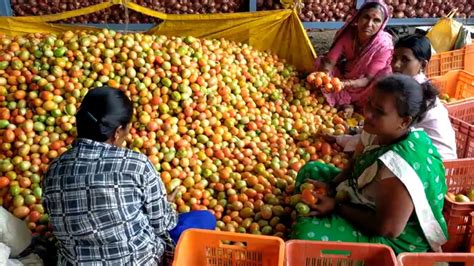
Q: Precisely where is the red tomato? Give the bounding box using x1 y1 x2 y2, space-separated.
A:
301 188 317 205
321 143 332 156
0 177 10 188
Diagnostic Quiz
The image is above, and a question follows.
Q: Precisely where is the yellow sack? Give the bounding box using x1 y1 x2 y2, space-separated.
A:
0 0 316 72
426 10 463 53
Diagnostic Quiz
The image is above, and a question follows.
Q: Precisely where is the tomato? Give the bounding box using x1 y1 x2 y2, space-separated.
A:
301 188 317 205
9 185 21 197
300 183 315 192
13 206 30 218
13 195 25 207
24 194 36 205
0 177 9 188
295 202 310 215
33 187 42 199
260 205 273 220
321 142 332 156
18 177 31 188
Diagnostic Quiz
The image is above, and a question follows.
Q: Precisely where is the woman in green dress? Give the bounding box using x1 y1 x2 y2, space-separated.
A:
291 74 448 254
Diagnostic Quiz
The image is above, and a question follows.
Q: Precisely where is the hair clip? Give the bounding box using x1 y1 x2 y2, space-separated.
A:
86 111 98 123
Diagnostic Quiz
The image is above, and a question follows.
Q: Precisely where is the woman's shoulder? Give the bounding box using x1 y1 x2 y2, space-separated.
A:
378 31 395 48
389 129 442 158
111 145 149 163
72 138 151 167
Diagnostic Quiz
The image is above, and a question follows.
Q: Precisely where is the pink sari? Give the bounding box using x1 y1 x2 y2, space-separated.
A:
316 0 394 109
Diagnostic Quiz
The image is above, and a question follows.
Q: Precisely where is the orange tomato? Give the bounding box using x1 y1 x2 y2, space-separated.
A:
324 83 333 93
301 188 317 205
331 77 341 86
322 75 331 85
321 142 332 156
315 72 325 78
333 116 344 125
315 77 324 87
0 176 10 188
306 73 316 83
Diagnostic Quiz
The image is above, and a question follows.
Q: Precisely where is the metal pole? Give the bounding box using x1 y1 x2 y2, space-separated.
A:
249 0 257 12
0 0 13 16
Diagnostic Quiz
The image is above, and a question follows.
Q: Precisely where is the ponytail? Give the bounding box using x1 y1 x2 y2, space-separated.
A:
418 81 439 121
76 87 133 142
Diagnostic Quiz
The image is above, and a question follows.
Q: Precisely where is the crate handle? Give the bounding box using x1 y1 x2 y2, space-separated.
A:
319 249 352 258
219 240 248 250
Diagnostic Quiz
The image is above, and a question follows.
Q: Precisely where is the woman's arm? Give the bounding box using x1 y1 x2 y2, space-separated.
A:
319 57 336 73
343 77 372 89
336 175 414 237
143 161 179 233
319 35 347 73
305 159 354 197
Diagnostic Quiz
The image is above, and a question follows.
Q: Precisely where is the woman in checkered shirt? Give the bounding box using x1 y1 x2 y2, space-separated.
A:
43 87 215 265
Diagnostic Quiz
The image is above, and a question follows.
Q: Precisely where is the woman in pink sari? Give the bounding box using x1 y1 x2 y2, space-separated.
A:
316 0 394 110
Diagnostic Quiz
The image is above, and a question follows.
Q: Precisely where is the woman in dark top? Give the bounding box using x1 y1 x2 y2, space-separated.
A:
43 87 215 265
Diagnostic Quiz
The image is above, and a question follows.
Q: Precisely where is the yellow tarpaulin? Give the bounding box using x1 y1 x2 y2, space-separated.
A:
0 0 316 72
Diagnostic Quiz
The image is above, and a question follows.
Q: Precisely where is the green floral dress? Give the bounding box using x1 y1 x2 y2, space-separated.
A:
291 129 448 254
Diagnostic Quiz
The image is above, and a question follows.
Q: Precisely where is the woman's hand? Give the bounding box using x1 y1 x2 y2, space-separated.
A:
341 80 351 88
167 187 180 203
318 57 335 73
302 194 337 217
314 195 336 216
318 133 337 144
304 179 331 192
342 77 371 89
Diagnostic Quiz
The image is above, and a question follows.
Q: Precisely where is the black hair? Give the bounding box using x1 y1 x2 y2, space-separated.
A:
395 34 432 63
375 74 439 124
76 87 133 142
359 2 386 20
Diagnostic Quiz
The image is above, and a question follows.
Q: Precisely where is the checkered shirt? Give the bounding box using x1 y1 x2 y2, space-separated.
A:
43 138 178 266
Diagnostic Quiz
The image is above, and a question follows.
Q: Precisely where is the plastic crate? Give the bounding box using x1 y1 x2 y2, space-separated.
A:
426 44 474 78
447 99 474 126
470 212 474 253
430 70 474 103
398 252 474 265
285 240 397 266
449 116 474 158
442 158 474 252
172 229 285 266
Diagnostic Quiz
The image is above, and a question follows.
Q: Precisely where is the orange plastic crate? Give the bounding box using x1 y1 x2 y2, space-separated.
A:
430 70 474 102
447 99 474 126
449 116 474 158
442 159 474 252
398 252 474 265
172 229 285 266
285 240 397 266
470 212 474 253
426 44 474 78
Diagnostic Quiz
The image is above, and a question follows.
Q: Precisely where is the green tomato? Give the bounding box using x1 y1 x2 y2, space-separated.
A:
295 202 310 215
10 185 21 197
33 186 42 199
